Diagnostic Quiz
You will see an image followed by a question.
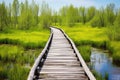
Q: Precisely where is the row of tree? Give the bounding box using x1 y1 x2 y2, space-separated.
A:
0 0 120 32
53 3 120 27
0 0 39 30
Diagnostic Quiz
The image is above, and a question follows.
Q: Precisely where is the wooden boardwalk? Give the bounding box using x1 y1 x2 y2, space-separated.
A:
28 27 96 80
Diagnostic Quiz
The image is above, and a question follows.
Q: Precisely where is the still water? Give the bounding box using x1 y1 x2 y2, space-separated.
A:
90 48 120 80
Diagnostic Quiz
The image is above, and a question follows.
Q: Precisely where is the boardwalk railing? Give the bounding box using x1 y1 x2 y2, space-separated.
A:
27 28 53 80
27 27 96 80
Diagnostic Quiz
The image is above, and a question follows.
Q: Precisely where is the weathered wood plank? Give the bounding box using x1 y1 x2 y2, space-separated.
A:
40 71 85 74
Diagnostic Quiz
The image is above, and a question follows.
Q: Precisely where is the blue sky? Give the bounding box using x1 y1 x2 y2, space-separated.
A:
0 0 120 11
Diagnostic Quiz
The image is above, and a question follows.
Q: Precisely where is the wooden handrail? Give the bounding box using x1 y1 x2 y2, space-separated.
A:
57 27 96 80
27 28 53 80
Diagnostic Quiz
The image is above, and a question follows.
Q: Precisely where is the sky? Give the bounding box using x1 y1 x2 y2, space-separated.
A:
0 0 120 11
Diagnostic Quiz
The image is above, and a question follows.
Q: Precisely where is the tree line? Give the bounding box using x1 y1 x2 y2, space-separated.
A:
0 0 120 40
0 0 39 30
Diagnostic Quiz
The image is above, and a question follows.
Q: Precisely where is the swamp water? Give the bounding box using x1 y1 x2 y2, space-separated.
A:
90 48 120 80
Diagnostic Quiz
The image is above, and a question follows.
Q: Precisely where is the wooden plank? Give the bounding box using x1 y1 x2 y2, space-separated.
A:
50 47 72 50
47 54 76 56
40 69 84 73
41 67 83 70
45 59 77 62
47 56 76 58
43 63 80 67
39 74 89 80
40 71 85 74
39 78 88 80
49 49 73 51
50 45 71 47
43 62 80 66
40 73 85 76
46 57 77 59
42 65 82 68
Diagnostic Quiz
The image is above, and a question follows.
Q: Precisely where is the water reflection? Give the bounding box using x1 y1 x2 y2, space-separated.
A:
90 48 120 80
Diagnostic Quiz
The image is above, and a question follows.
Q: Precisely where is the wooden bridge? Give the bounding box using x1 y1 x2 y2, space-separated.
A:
27 27 96 80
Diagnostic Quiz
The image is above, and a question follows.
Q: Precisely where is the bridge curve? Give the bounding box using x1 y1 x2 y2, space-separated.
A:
27 27 96 80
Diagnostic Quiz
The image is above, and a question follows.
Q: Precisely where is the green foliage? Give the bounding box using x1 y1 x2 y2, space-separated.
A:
79 7 86 24
0 44 43 79
0 2 8 31
0 63 29 80
111 41 120 66
78 45 91 62
40 1 52 28
8 64 29 80
19 0 39 30
12 0 19 27
86 6 96 22
105 3 115 25
0 0 39 30
0 28 49 79
106 10 120 41
66 5 79 27
0 29 49 49
59 5 79 27
92 70 106 80
60 26 120 64
0 64 8 79
0 45 24 62
91 8 107 27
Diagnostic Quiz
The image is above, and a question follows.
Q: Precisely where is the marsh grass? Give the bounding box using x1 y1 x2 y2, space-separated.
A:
0 44 43 80
0 29 49 80
77 45 91 62
57 25 120 65
0 45 24 62
111 41 120 66
92 70 108 80
0 29 49 49
0 63 30 80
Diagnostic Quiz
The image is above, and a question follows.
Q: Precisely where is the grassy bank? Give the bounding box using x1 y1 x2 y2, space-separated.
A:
0 29 49 80
57 25 120 65
0 29 49 49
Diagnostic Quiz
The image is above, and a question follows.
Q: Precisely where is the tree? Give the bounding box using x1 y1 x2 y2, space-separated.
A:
106 11 120 41
31 0 39 26
52 11 59 25
66 5 79 27
12 0 19 28
59 5 79 27
113 10 120 40
86 6 96 22
91 8 106 27
7 3 12 27
40 1 52 28
59 6 68 26
0 2 8 31
105 3 115 25
79 7 86 24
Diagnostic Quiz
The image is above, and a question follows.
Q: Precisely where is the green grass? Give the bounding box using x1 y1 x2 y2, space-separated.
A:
0 44 43 80
56 24 120 65
0 29 49 80
92 70 108 80
58 25 107 41
0 29 50 49
0 45 24 62
78 45 91 62
111 41 120 66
